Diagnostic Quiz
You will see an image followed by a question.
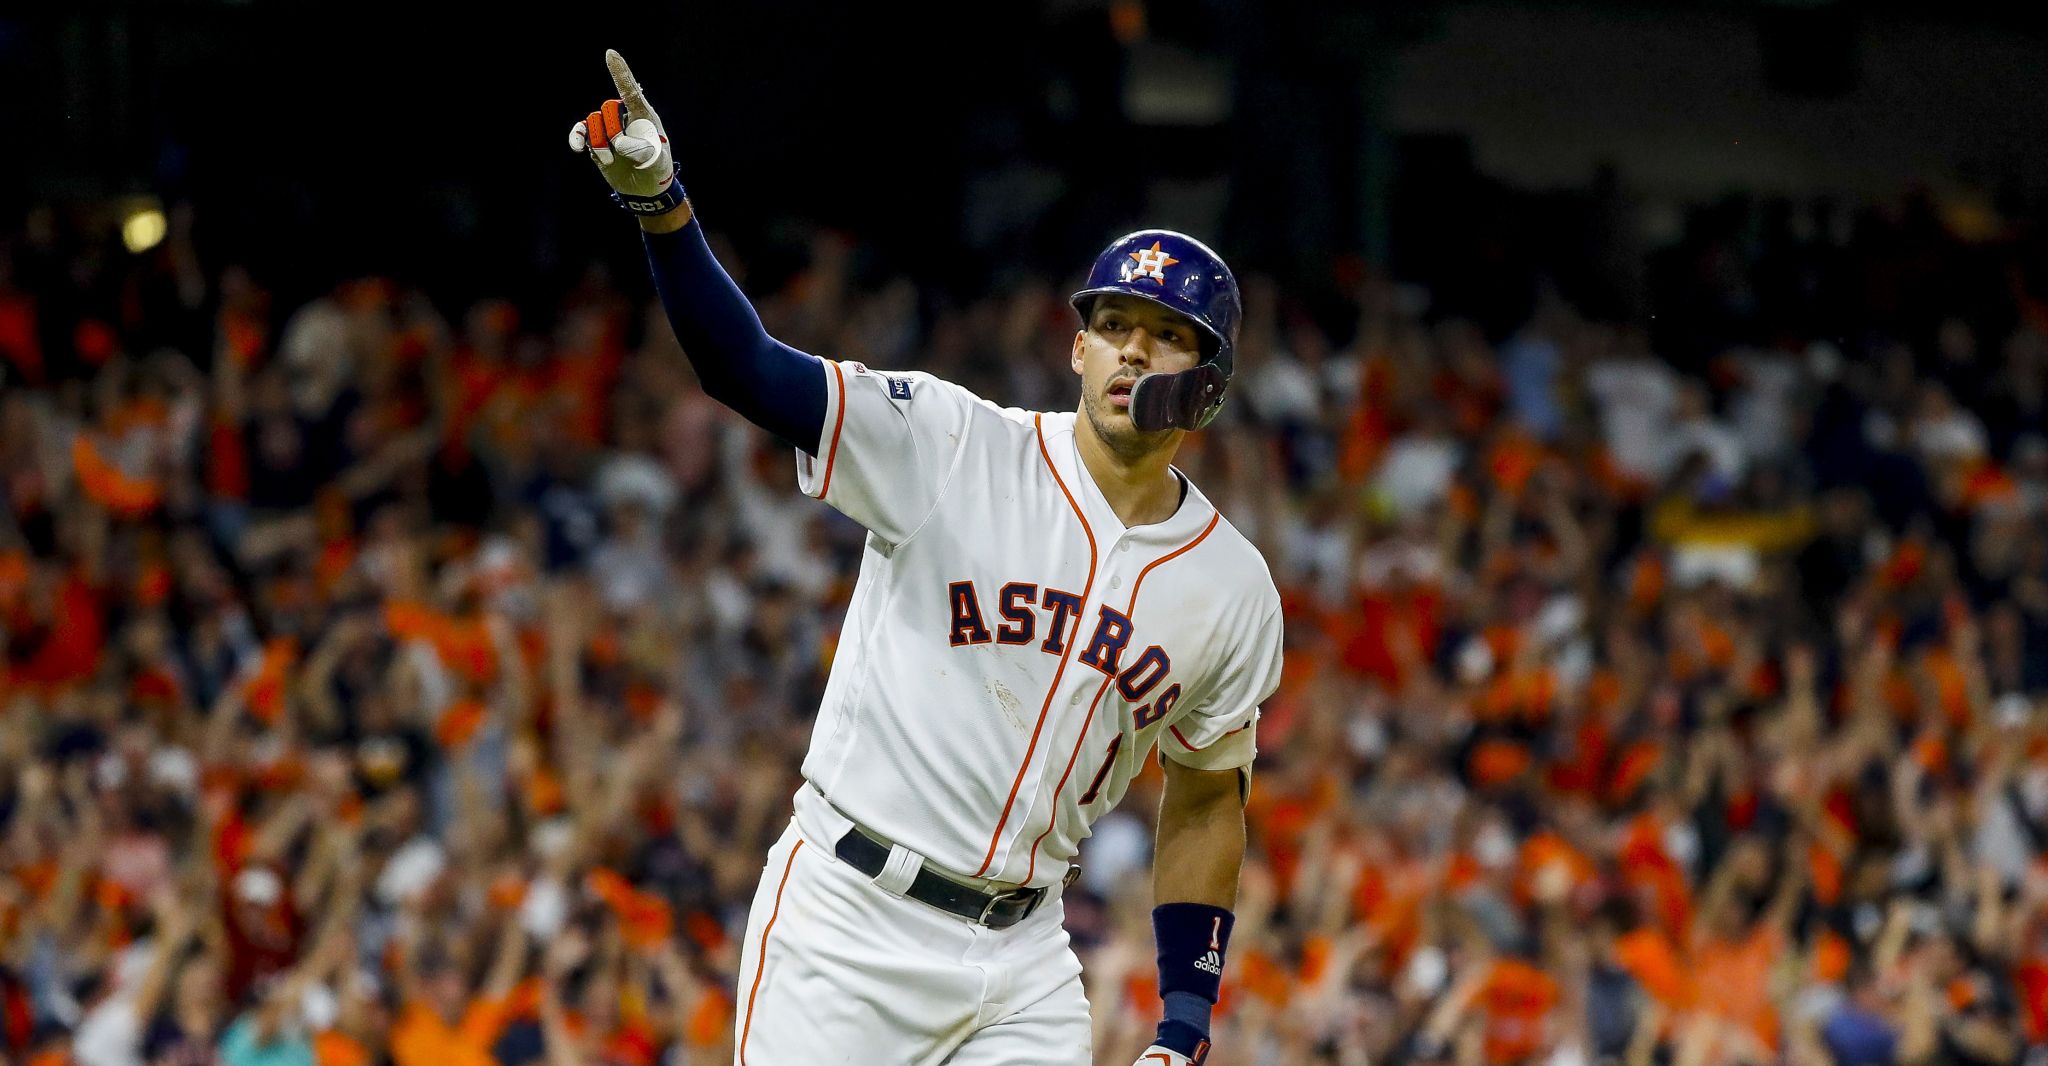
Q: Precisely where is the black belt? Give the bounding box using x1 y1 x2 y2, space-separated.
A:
833 825 1057 929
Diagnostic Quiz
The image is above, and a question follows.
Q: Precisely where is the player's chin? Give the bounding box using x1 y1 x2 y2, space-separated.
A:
1096 405 1144 437
1101 414 1169 451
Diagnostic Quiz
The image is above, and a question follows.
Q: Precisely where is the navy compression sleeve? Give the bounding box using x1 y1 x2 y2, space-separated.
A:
642 220 828 454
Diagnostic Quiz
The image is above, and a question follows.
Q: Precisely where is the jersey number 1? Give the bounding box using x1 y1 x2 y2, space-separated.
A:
1078 734 1123 804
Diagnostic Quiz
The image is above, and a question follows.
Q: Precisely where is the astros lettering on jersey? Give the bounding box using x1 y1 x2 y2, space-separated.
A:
793 361 1284 889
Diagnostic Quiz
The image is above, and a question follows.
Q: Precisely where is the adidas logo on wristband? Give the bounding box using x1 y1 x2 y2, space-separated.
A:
1193 950 1223 975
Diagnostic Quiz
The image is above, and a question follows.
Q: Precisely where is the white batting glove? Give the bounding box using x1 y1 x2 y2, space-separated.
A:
568 50 684 215
1132 1044 1205 1066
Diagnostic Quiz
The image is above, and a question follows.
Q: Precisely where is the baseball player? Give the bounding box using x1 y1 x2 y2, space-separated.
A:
570 51 1283 1065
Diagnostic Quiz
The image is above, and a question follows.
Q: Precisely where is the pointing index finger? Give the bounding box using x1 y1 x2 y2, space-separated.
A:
606 49 652 119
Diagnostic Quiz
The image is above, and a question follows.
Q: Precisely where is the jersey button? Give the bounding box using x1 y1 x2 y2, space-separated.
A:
1110 576 1123 589
1119 540 1131 552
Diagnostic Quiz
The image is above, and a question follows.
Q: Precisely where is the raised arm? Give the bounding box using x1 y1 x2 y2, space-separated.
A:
570 51 826 453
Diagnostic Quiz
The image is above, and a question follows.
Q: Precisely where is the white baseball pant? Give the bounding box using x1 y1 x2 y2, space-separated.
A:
731 786 1092 1065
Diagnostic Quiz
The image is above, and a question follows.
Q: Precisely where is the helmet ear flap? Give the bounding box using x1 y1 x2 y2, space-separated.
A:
1128 363 1229 432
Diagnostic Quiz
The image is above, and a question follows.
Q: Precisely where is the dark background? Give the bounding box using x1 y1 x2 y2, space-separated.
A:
11 0 2048 332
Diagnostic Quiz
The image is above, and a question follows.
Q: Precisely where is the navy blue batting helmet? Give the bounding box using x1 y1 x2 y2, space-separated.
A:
1070 229 1241 432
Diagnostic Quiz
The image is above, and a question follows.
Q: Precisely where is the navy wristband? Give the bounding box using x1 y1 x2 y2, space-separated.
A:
1153 902 1233 1003
1152 902 1231 1061
1153 1018 1211 1062
612 162 688 216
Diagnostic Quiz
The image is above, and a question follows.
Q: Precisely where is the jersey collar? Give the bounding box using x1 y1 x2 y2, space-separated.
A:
1049 413 1217 546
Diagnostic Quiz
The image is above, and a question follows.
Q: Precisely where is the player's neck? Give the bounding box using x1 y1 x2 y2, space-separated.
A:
1073 414 1184 527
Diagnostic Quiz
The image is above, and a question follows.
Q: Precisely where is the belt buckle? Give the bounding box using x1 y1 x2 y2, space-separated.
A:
976 891 1008 927
978 886 1041 928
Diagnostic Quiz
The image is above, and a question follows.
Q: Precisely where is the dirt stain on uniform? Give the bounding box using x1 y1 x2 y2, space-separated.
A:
988 679 1025 731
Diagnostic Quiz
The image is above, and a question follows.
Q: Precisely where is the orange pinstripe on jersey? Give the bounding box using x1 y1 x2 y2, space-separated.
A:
1168 719 1249 753
817 362 848 497
1026 677 1117 883
1022 511 1220 884
739 839 803 1065
974 415 1099 878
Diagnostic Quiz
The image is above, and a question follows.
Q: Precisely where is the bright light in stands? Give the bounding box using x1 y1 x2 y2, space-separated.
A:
121 203 166 254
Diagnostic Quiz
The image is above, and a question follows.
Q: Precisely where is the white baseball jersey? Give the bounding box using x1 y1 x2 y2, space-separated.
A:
791 359 1285 889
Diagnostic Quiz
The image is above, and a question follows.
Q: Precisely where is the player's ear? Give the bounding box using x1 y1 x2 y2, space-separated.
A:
1071 330 1086 376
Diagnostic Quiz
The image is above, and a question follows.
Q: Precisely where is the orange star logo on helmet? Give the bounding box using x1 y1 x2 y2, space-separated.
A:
1124 241 1180 284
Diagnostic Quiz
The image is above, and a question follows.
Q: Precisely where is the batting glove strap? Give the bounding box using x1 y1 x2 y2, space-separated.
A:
1150 1021 1212 1063
611 162 688 216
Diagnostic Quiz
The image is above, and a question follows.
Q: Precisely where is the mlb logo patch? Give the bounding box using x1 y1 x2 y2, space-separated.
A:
887 376 912 401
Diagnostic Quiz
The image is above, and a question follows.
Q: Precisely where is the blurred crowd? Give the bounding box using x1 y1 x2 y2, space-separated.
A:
3 182 2048 1066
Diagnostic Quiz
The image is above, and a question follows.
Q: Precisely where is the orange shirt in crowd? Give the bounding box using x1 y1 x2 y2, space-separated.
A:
0 292 42 383
1339 585 1443 689
1548 714 1613 798
1245 772 1340 892
313 1030 371 1066
683 988 734 1048
1618 814 1693 937
1514 831 1597 907
1478 958 1559 1066
1615 927 1694 1011
14 574 103 687
391 998 509 1066
1692 925 1783 1049
2013 958 2048 1043
1355 858 1431 972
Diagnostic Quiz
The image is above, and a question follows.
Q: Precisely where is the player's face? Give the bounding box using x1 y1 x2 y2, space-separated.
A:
1071 295 1202 458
